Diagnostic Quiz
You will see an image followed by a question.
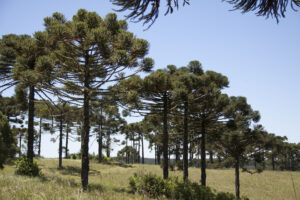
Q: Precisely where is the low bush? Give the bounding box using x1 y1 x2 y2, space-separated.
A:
176 160 184 170
15 156 40 177
129 173 249 200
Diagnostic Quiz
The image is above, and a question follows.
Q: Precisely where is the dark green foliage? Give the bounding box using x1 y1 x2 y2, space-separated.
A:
112 0 299 27
216 192 238 200
176 160 184 170
15 156 40 176
129 173 245 200
0 111 17 169
129 173 170 198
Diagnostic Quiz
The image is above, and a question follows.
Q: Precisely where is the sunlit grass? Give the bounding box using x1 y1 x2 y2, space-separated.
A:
0 159 299 200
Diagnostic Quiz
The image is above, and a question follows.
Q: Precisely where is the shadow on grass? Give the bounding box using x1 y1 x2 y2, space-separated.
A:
87 183 105 192
112 186 127 193
58 166 81 175
56 166 101 176
96 161 134 168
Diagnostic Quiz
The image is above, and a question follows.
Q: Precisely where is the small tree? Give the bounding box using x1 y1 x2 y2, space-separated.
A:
0 111 17 168
216 96 261 199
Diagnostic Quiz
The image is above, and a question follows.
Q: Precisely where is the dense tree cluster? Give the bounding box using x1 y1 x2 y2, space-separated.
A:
0 9 299 198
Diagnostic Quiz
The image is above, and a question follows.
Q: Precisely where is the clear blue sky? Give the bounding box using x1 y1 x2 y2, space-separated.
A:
1 0 299 158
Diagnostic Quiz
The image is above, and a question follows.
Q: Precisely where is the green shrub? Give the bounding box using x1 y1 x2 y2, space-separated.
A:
176 160 183 170
102 154 112 163
128 173 246 200
216 192 236 200
15 156 40 176
71 154 77 159
173 179 216 200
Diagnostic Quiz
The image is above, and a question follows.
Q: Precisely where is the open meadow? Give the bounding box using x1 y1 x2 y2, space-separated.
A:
0 159 299 200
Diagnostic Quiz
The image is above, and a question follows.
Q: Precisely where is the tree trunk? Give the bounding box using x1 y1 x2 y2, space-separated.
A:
81 68 90 191
217 155 222 163
98 109 103 162
175 141 180 162
183 101 189 181
189 143 193 166
106 132 111 158
138 134 141 163
154 144 157 165
65 124 69 158
38 117 42 157
58 113 63 169
209 151 214 164
201 121 206 186
272 154 275 171
27 86 35 162
142 134 144 164
162 93 169 179
235 156 240 199
19 133 22 156
157 145 161 165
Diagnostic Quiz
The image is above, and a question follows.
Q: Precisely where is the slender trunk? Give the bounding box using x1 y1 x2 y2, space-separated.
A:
132 135 135 163
163 93 169 179
284 154 288 170
209 151 214 164
142 134 144 164
38 117 42 157
98 131 103 162
201 121 206 186
235 156 240 199
65 124 69 158
272 154 275 171
58 112 63 169
138 134 141 163
183 101 189 181
27 86 35 162
157 145 161 165
106 132 110 158
217 155 222 163
175 141 180 162
98 109 103 162
81 62 90 191
189 144 193 166
19 133 22 156
126 138 129 164
154 144 157 165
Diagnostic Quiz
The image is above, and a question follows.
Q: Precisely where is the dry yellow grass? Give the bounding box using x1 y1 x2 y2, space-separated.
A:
0 159 299 200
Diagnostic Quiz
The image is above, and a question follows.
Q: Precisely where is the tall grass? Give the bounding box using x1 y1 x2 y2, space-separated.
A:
0 159 299 200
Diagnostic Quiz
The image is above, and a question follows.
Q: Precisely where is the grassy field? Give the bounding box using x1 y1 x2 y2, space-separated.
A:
0 159 299 200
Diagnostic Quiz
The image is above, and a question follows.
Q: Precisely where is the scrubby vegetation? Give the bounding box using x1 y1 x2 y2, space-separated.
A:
0 159 299 200
129 173 248 200
15 156 40 177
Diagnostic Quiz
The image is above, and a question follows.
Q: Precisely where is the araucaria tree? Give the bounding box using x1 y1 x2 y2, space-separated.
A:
0 32 53 162
44 9 153 190
216 96 261 198
118 68 174 179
